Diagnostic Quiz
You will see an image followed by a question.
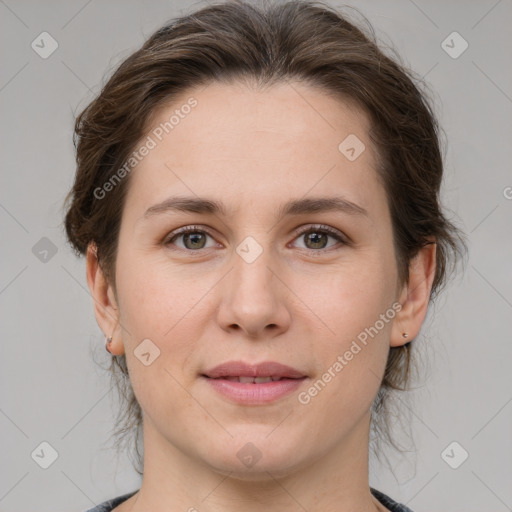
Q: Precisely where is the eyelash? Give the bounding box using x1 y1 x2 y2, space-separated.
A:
164 224 348 254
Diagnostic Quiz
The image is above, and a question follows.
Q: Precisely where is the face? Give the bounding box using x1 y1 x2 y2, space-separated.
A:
93 80 416 479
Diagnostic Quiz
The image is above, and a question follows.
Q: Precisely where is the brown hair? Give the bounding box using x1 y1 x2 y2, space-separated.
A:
63 0 467 475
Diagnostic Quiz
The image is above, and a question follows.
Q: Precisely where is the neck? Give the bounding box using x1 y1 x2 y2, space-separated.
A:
125 410 385 512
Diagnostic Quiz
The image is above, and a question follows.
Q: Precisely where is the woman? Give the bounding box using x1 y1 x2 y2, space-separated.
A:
63 0 466 510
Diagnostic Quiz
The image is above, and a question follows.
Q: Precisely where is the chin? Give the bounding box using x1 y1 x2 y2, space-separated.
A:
199 432 306 480
209 458 304 482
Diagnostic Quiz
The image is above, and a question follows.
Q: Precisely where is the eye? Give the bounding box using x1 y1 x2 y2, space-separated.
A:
291 224 347 252
164 224 348 253
164 225 218 251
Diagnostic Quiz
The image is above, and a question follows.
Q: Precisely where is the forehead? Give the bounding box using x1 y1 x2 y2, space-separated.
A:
149 80 372 147
123 80 384 220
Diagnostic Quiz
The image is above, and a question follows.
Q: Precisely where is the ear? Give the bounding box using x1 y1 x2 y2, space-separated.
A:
391 240 437 347
86 242 125 356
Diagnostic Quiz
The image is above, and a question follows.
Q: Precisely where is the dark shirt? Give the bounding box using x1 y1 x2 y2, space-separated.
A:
84 487 414 511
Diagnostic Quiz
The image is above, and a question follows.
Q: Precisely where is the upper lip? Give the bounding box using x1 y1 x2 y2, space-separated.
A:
203 361 307 379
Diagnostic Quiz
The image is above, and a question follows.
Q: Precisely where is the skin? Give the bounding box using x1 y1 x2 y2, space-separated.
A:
86 80 436 512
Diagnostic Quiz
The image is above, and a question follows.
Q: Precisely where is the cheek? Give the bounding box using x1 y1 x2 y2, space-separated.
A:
115 264 204 419
296 267 394 426
300 255 395 339
295 259 395 413
115 256 205 378
117 251 193 330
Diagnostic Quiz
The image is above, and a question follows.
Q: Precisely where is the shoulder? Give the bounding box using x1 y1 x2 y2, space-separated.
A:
84 488 410 512
370 487 415 512
83 490 139 512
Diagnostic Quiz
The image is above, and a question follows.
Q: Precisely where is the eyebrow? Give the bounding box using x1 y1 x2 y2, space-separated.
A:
143 195 368 222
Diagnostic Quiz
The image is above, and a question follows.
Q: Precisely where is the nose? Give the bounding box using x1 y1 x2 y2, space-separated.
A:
216 244 291 339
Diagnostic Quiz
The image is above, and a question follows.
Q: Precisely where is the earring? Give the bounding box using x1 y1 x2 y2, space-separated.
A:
105 336 113 354
402 332 408 338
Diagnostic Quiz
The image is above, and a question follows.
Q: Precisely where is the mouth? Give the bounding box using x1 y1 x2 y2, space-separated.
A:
202 375 303 383
200 361 308 404
202 360 307 379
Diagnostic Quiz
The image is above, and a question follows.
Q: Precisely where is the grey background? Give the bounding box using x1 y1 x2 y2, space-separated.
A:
1 0 511 511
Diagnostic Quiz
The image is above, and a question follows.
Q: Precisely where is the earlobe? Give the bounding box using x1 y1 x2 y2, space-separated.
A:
390 241 437 347
86 242 124 355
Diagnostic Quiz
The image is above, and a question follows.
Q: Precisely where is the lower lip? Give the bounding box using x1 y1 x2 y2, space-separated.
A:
203 376 307 404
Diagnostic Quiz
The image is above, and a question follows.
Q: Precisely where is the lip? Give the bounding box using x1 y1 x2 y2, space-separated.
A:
201 360 308 405
203 376 307 404
202 360 306 379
